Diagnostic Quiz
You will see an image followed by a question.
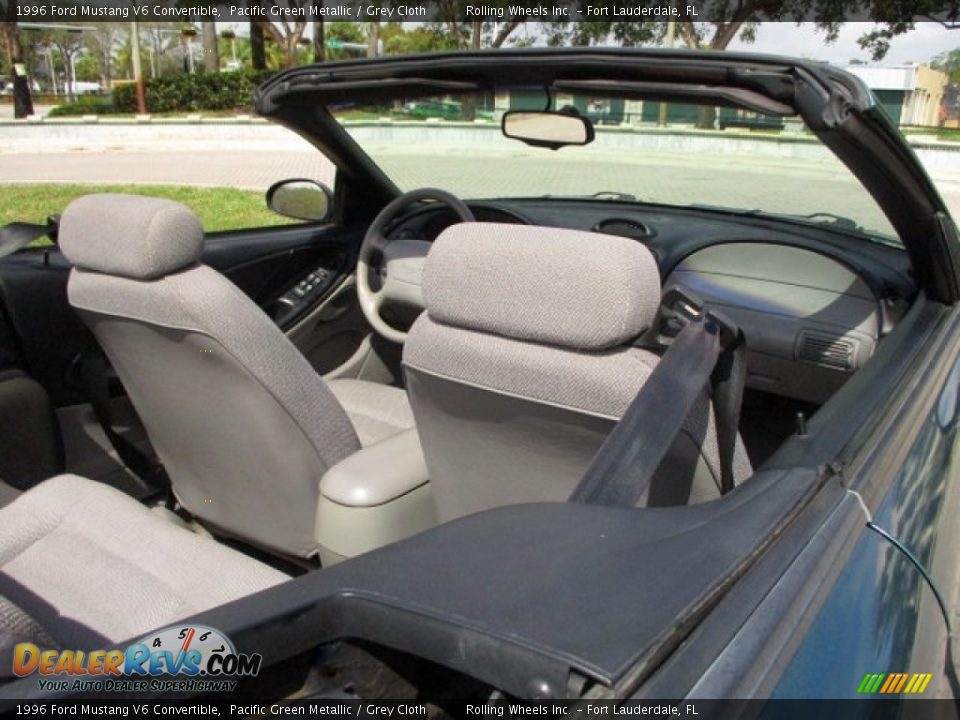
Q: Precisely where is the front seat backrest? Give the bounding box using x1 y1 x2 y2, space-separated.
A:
403 222 751 522
59 194 361 558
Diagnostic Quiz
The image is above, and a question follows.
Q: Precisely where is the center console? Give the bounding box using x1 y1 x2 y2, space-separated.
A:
316 427 435 565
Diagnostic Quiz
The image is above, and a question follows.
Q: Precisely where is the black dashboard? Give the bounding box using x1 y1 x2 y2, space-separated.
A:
387 198 916 405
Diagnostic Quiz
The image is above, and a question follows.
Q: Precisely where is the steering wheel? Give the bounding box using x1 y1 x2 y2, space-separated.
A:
357 188 475 344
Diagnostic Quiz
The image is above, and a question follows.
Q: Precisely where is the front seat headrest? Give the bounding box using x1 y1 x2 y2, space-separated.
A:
422 222 661 351
60 194 204 280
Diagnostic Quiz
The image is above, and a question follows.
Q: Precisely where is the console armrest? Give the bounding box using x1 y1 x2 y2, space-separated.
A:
317 428 434 564
321 427 428 507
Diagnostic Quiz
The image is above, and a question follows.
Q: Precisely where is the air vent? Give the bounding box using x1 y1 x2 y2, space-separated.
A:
797 332 857 371
592 218 654 239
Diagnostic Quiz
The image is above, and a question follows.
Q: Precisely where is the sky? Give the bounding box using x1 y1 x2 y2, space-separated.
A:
727 22 958 66
226 20 960 68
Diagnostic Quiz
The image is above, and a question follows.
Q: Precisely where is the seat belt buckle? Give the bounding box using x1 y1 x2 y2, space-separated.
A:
660 287 741 349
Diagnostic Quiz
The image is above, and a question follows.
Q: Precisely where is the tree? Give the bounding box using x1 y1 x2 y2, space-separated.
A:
81 23 122 87
139 23 178 78
366 21 379 57
248 3 266 69
73 54 100 82
202 21 219 72
43 28 85 100
117 24 174 79
545 5 960 128
432 6 525 118
437 18 524 51
931 47 960 84
855 2 960 60
324 21 364 60
0 15 34 118
673 2 960 60
259 3 309 68
312 11 325 63
544 14 659 48
381 23 458 56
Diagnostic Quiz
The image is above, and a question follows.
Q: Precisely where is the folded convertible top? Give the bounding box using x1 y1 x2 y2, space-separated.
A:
6 466 821 701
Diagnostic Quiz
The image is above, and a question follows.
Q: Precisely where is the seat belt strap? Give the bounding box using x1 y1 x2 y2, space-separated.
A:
569 315 722 507
0 220 57 259
79 354 164 489
711 329 747 495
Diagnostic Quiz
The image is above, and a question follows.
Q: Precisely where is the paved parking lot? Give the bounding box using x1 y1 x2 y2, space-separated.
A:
0 149 336 191
0 132 960 231
3 146 959 232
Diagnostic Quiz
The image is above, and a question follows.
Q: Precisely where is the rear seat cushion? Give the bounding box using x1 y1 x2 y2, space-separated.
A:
0 595 61 678
0 475 288 650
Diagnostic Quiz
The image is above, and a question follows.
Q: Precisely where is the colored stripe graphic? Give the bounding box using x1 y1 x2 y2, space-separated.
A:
893 674 909 693
857 673 883 694
904 674 920 693
857 672 932 694
879 674 898 693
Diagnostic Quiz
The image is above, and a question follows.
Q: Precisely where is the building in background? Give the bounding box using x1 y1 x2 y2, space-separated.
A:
845 63 948 127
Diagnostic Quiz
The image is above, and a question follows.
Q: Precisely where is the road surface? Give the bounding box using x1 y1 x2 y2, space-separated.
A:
1 147 959 226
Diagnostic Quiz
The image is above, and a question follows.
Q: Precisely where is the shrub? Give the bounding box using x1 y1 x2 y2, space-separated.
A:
47 100 117 117
112 70 275 114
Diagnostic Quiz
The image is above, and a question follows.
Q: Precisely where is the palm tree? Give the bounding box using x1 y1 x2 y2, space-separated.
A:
248 5 266 70
312 11 325 63
202 22 219 72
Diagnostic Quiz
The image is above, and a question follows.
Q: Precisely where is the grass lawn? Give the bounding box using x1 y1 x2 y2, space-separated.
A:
0 184 296 246
902 127 960 142
934 129 960 142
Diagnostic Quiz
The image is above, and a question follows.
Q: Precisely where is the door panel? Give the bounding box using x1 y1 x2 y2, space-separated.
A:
286 276 371 374
208 224 379 375
0 220 381 484
0 222 368 407
205 224 360 305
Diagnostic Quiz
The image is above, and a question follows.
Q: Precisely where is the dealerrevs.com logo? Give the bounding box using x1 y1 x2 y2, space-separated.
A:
13 624 262 693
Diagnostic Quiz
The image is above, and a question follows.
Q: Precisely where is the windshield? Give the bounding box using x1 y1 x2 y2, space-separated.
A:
331 91 900 245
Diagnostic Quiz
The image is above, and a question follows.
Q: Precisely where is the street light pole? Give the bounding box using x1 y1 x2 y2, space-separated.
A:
43 44 57 96
658 18 676 127
68 52 77 97
130 21 147 115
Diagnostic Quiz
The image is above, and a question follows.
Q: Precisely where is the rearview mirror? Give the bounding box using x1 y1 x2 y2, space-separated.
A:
502 110 595 150
266 179 333 222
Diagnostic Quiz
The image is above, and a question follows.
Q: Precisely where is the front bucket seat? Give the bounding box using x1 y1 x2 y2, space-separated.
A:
59 194 415 559
403 222 752 522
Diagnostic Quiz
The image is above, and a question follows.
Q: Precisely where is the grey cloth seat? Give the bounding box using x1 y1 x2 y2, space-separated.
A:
59 194 414 559
403 222 752 523
327 379 416 447
0 474 286 655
